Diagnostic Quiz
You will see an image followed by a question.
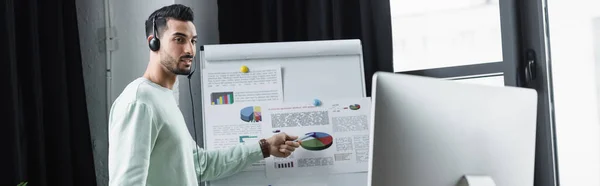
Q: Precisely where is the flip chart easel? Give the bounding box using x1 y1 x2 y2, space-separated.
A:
199 39 368 186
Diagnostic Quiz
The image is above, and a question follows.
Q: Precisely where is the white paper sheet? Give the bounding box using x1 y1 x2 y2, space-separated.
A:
202 65 283 105
260 98 372 178
202 65 284 171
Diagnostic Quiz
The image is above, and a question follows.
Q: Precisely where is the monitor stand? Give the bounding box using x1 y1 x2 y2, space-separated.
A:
456 175 496 186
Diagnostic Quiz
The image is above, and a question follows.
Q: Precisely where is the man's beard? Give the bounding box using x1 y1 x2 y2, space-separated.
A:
161 52 191 75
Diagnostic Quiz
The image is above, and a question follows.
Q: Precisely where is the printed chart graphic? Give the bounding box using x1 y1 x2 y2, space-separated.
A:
274 161 294 169
239 135 258 143
240 106 262 122
349 104 361 110
344 104 361 110
211 92 234 105
299 132 333 151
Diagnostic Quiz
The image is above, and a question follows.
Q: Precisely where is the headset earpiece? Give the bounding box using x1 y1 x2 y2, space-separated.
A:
149 16 160 51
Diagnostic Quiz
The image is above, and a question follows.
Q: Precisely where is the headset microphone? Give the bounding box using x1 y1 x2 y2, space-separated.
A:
188 46 200 175
187 57 196 79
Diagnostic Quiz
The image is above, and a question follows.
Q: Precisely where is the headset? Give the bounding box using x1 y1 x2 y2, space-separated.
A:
149 16 161 51
149 15 201 172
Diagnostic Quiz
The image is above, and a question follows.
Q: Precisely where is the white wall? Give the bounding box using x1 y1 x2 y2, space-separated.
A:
76 0 219 185
547 0 600 185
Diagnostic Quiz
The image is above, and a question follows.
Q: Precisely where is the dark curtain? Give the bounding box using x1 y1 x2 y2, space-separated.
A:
1 0 97 185
217 0 394 95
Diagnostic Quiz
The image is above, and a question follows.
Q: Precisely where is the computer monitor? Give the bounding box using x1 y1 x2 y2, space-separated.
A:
367 72 538 186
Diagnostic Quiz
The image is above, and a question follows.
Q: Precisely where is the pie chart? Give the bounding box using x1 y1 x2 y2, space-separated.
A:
240 106 261 122
300 132 333 151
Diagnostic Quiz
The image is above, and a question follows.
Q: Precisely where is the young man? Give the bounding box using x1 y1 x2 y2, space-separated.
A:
108 4 300 185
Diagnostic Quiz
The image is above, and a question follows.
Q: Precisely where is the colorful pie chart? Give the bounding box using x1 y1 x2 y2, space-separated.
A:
240 106 261 122
300 132 333 151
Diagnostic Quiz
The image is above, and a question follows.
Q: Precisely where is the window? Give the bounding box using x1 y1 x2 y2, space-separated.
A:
546 0 600 184
390 0 503 72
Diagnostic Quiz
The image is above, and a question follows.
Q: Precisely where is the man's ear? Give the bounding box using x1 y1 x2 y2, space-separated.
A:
147 35 154 44
148 34 160 51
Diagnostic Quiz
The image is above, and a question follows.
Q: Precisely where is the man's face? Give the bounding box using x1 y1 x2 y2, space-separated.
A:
158 19 197 75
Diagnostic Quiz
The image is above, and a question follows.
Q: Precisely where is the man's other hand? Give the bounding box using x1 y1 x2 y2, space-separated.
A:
266 132 301 157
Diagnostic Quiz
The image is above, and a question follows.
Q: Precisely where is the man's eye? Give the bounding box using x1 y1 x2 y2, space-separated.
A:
175 38 183 42
192 40 197 44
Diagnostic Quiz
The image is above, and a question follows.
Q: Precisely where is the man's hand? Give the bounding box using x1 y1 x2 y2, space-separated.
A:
266 132 301 157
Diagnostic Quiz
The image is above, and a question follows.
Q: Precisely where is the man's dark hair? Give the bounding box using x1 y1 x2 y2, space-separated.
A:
145 4 194 38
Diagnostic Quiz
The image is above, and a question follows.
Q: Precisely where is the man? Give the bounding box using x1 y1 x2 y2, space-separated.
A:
108 4 301 185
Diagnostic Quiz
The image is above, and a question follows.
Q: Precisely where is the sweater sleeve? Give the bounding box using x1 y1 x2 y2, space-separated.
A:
194 142 264 182
108 102 158 186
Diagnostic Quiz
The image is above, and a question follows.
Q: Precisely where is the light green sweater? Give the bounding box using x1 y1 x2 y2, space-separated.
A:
108 77 263 186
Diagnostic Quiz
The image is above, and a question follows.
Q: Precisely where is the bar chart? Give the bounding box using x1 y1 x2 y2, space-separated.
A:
211 92 234 105
275 161 294 169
